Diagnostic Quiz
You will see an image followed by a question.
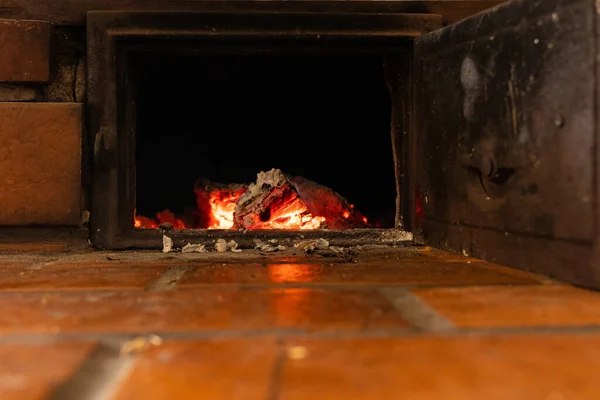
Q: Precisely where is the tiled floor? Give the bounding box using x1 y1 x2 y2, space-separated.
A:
0 244 599 399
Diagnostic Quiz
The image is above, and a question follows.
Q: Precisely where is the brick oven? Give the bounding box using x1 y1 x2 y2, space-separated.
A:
1 0 598 290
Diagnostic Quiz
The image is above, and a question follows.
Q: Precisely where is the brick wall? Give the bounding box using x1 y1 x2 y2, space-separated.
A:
0 19 83 227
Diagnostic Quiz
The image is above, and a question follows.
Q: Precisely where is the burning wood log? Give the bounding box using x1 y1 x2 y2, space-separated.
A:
137 168 368 230
233 169 325 230
288 175 370 229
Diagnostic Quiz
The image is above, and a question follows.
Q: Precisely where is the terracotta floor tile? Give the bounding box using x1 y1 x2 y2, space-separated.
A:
472 261 553 283
0 243 69 253
0 264 167 291
0 287 408 334
114 338 278 400
178 261 541 287
279 334 600 400
0 255 55 270
413 285 600 328
0 342 95 400
0 261 41 271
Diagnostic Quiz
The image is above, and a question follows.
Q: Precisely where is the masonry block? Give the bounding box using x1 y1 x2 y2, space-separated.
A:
0 19 51 82
0 103 82 225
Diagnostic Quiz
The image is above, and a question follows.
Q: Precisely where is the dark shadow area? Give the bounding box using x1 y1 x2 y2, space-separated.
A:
134 53 395 227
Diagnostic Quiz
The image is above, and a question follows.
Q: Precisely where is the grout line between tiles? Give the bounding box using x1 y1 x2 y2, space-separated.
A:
0 329 410 345
176 281 544 290
0 280 546 295
6 324 600 345
379 288 456 333
46 341 135 400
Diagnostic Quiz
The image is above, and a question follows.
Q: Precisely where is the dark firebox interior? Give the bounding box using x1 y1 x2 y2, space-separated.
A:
134 53 396 227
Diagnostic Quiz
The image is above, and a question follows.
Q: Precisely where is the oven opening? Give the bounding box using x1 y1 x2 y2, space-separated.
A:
133 53 396 231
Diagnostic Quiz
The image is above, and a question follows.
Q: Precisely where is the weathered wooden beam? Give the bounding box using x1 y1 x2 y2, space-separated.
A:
0 1 502 26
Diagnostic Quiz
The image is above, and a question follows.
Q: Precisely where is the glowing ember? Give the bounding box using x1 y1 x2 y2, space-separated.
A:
194 181 247 230
134 209 185 229
207 188 246 229
238 194 325 230
156 210 186 229
134 213 158 229
135 168 369 230
288 175 369 229
233 169 326 230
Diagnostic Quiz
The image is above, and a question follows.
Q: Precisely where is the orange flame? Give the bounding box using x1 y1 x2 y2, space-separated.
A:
134 212 158 229
207 189 245 229
156 210 186 229
134 209 185 229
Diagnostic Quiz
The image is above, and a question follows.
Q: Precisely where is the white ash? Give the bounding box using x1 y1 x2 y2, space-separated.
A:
254 239 278 252
228 240 243 253
377 230 413 243
315 238 330 250
267 239 285 250
215 239 243 253
235 168 287 214
294 238 329 252
256 168 287 187
215 239 228 253
162 235 173 253
329 246 348 254
182 243 207 253
294 240 315 252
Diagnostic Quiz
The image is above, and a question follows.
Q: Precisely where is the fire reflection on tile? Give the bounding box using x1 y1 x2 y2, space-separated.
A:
266 264 321 284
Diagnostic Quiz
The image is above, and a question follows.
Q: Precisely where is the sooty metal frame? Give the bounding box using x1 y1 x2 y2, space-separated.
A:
87 7 441 249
